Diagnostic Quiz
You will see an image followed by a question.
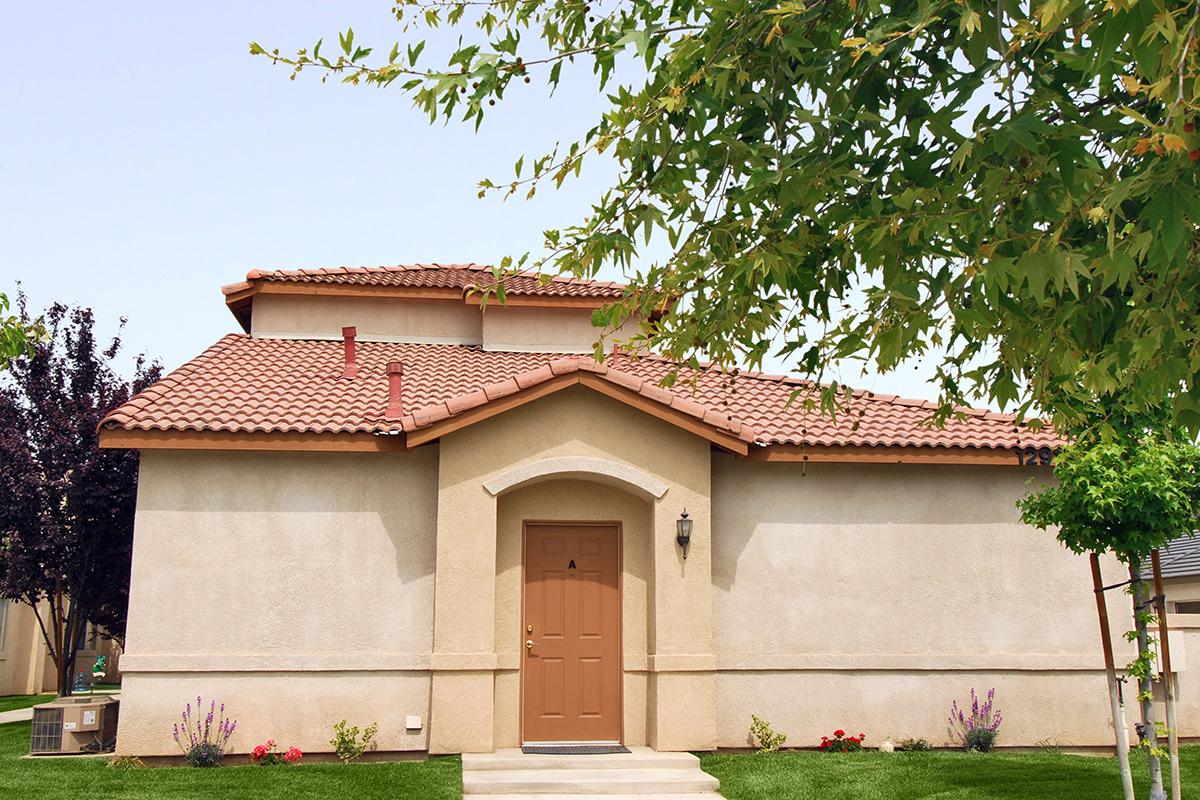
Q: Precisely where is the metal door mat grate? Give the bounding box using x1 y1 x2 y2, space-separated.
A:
521 744 631 755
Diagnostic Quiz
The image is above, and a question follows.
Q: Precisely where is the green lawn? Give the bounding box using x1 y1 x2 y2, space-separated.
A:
0 720 461 800
0 694 54 713
2 711 1193 800
702 748 1199 800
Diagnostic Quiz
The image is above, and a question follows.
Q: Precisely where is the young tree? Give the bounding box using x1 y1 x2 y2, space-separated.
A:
254 0 1200 432
0 301 160 696
1020 420 1200 800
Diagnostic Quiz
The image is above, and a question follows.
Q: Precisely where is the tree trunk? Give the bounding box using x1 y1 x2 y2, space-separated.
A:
1130 559 1166 800
52 582 69 697
1151 549 1182 800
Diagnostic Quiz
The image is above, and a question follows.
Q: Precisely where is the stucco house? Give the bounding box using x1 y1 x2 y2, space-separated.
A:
99 264 1175 756
0 600 121 696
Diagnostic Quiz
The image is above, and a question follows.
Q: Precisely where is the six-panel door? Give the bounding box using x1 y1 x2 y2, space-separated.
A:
522 523 621 743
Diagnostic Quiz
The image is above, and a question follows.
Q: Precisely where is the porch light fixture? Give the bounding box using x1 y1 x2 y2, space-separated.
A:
676 509 694 560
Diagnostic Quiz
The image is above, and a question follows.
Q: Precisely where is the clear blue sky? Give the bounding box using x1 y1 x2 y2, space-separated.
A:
1 2 942 400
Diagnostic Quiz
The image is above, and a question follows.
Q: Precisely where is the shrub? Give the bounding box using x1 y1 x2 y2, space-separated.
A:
330 720 378 763
948 688 1002 752
172 697 236 767
819 729 865 752
250 739 303 766
749 715 787 753
896 737 932 752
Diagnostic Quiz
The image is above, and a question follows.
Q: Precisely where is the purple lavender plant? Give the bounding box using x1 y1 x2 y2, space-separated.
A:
948 688 1002 752
172 696 237 767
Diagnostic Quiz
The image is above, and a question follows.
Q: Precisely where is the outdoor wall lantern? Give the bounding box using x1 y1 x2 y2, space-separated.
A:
676 509 694 560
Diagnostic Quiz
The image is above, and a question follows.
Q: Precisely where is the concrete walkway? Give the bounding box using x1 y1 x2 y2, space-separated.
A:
0 707 35 724
462 747 724 799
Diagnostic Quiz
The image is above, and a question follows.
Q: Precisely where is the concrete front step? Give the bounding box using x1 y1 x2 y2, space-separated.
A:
463 769 720 795
463 749 700 772
462 746 722 797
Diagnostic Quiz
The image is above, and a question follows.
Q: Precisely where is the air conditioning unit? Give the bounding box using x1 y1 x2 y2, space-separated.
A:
30 696 119 755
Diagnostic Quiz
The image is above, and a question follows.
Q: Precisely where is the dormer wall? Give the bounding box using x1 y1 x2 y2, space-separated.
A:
250 294 482 344
247 292 638 354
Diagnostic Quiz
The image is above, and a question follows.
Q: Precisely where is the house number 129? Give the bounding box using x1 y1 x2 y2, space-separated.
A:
1014 446 1055 466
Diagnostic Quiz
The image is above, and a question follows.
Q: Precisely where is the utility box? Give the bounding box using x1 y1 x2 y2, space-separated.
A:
29 695 119 755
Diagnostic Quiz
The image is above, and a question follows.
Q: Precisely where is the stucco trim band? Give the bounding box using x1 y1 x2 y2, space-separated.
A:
121 653 431 672
429 652 500 671
647 654 718 672
713 653 1106 671
483 456 670 500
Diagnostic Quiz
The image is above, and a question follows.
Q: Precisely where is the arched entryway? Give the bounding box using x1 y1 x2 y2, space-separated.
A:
493 474 654 747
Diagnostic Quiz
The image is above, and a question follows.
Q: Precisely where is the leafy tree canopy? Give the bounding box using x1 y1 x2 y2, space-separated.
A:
0 292 42 370
256 0 1200 430
1019 417 1200 560
0 301 160 695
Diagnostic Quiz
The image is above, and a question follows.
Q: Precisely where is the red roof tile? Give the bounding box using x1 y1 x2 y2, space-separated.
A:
223 263 626 300
101 335 1059 451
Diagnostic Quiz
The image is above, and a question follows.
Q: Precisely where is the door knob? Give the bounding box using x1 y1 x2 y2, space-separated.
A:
526 639 536 650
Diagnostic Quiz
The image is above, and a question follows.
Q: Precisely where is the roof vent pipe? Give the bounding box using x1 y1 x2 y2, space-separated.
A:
386 361 404 419
341 326 358 379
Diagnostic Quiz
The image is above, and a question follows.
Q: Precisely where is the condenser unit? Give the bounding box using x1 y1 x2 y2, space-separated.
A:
29 695 119 755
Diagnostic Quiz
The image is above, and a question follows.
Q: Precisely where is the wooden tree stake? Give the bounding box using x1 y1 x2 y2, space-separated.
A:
1092 553 1135 800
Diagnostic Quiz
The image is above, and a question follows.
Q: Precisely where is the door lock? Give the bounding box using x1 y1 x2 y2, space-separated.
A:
526 639 536 650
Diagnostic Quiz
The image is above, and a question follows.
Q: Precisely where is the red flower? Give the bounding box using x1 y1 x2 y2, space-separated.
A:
834 729 845 737
819 741 828 749
859 733 866 739
284 747 303 763
1190 149 1199 162
1186 122 1196 133
250 744 268 764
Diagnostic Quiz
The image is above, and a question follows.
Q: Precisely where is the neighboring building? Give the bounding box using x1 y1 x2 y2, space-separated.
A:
0 600 121 696
1157 536 1200 614
100 264 1166 756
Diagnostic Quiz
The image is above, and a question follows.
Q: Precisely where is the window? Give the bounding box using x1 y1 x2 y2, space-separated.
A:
1174 601 1200 614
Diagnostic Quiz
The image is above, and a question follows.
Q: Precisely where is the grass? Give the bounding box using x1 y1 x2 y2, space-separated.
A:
0 694 54 713
1 710 1191 800
702 747 1200 800
0 720 461 800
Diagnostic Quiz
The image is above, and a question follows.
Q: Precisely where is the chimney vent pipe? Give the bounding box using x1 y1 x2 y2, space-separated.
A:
341 326 358 379
386 361 404 419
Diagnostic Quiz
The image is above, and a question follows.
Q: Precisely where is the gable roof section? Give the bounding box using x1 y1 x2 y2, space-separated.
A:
99 335 1060 461
222 264 628 331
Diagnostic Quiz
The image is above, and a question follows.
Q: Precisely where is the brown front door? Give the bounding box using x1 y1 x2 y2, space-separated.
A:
522 523 622 743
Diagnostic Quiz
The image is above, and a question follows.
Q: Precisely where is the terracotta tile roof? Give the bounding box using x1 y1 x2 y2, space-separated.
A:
222 263 626 299
101 335 1059 452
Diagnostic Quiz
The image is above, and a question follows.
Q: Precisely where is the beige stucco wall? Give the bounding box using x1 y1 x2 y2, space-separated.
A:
250 294 482 344
1165 575 1200 608
481 306 639 353
710 455 1129 748
249 294 637 355
430 386 715 752
116 448 439 756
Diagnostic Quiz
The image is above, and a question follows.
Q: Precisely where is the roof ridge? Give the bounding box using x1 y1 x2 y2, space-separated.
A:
242 263 627 290
399 354 757 443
